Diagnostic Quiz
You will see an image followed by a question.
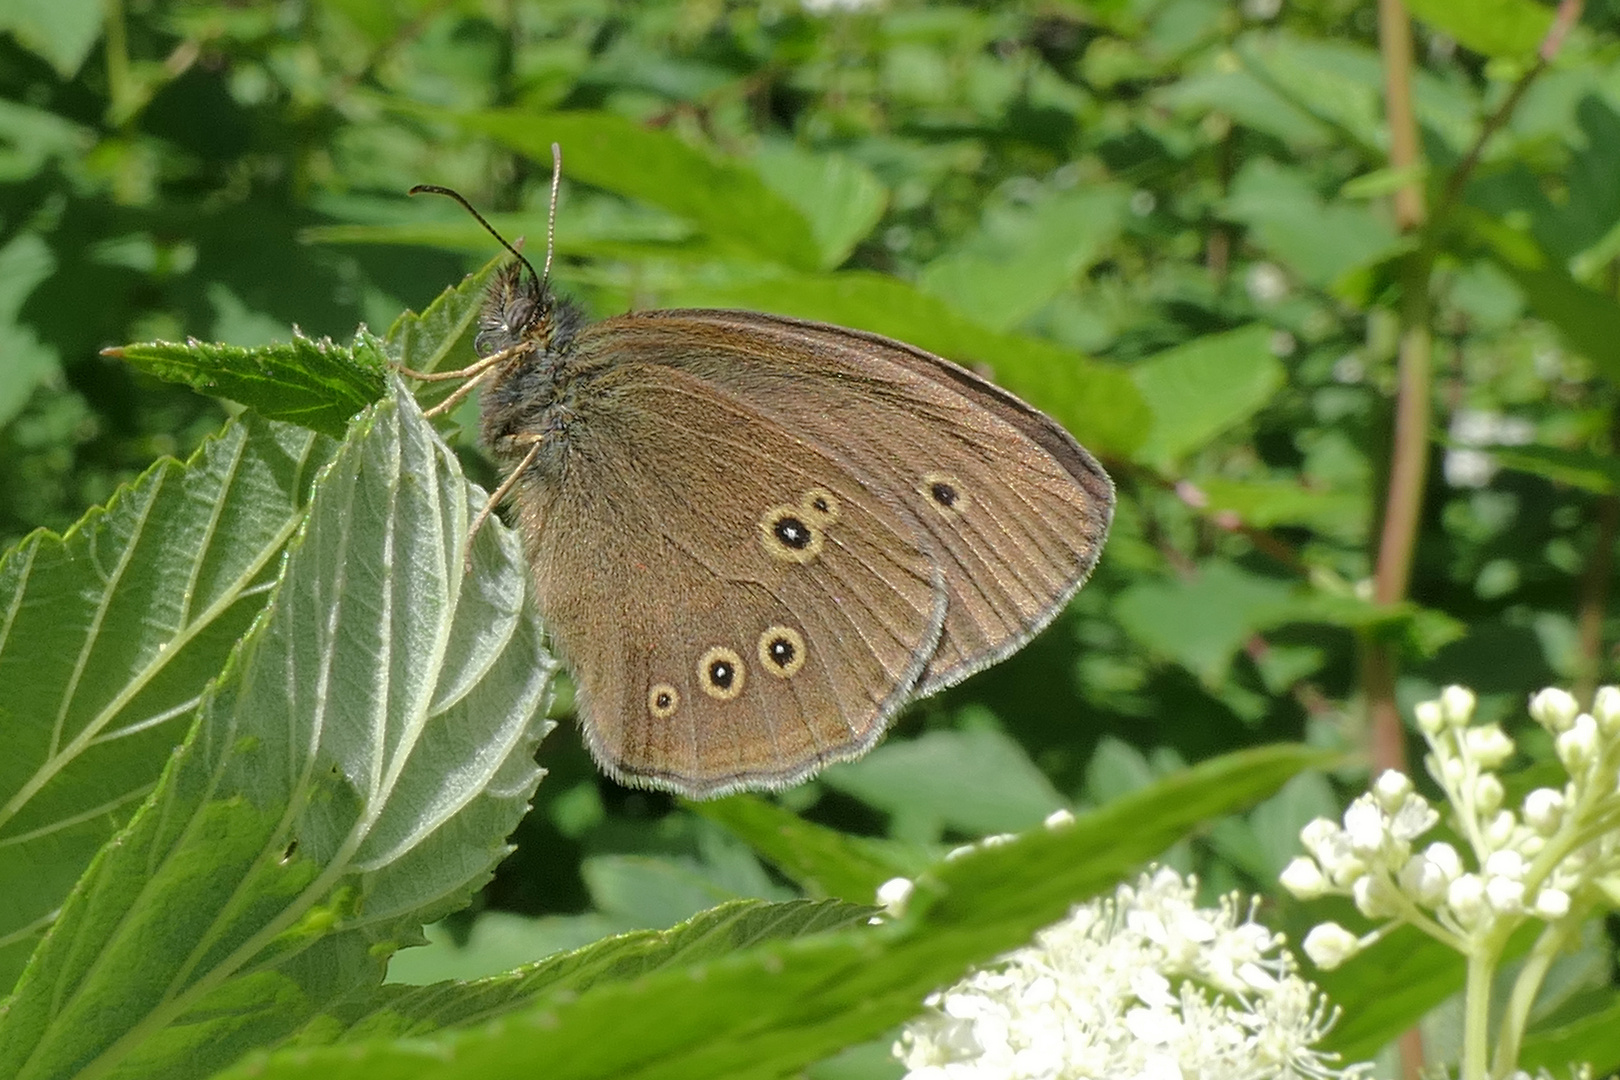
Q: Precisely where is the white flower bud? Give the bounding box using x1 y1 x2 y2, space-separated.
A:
1415 700 1445 734
1465 725 1515 768
1447 874 1486 922
1043 808 1076 829
1344 797 1388 856
1486 875 1526 913
1280 857 1327 898
1529 687 1579 732
1424 842 1463 881
1522 788 1563 834
1353 874 1399 918
1373 770 1413 810
1593 686 1620 735
1399 852 1448 905
877 876 915 916
1299 817 1340 857
1486 810 1517 848
1472 774 1504 814
1326 855 1368 889
1556 714 1599 769
1533 887 1571 920
1302 922 1362 969
1484 849 1525 879
1441 756 1466 786
1441 685 1477 726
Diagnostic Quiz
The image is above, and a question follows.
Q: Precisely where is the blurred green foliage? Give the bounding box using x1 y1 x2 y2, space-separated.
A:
5 0 1620 1075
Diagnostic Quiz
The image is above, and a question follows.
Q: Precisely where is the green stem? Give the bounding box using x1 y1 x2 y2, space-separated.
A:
103 0 133 128
1492 921 1571 1078
1461 949 1494 1080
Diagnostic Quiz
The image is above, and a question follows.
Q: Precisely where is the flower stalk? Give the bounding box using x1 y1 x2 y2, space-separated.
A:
1284 686 1620 1080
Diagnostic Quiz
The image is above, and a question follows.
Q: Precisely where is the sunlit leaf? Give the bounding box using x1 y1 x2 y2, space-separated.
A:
1129 324 1284 468
1404 0 1553 60
429 108 821 272
0 386 555 1080
0 418 332 990
108 330 389 439
213 745 1326 1080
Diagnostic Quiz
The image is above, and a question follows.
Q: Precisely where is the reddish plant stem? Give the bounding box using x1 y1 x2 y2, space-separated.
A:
1373 2 1429 1075
1367 0 1426 771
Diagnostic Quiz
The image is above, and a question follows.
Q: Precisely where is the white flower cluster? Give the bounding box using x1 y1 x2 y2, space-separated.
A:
1282 686 1620 969
895 867 1367 1080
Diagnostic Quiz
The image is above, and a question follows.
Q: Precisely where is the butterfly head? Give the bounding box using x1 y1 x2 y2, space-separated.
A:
475 259 581 359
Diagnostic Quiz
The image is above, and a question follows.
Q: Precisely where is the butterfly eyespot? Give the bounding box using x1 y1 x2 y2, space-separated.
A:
648 683 681 719
758 625 807 678
801 487 840 526
920 472 966 516
759 505 824 563
699 646 746 700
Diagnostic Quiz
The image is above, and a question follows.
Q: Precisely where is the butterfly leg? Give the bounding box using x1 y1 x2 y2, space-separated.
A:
462 433 543 567
420 362 499 420
397 343 529 419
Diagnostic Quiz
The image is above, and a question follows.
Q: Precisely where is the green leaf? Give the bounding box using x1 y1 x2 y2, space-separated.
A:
1193 476 1367 540
1157 68 1334 149
1404 0 1553 60
1520 989 1620 1076
337 900 874 1038
666 269 1148 458
0 0 102 78
384 254 504 378
1314 926 1463 1061
754 143 888 271
918 185 1129 332
1500 264 1620 385
690 796 929 901
0 385 555 1080
0 99 93 183
1319 921 1538 1063
0 232 59 428
213 744 1326 1080
435 109 822 271
0 417 333 990
1129 324 1285 467
822 729 1070 837
109 329 390 438
1113 560 1297 682
1224 160 1406 292
1492 444 1620 493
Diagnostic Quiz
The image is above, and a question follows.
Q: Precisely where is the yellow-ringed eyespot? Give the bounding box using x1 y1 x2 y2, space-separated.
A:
698 646 746 700
757 625 807 678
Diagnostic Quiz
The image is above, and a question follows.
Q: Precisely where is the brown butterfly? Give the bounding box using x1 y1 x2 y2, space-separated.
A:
407 149 1113 799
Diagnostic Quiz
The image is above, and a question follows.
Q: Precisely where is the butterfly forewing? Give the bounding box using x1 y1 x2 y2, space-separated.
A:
511 361 948 797
572 310 1115 697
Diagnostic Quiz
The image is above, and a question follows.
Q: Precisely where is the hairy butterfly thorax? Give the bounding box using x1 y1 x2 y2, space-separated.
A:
474 260 588 474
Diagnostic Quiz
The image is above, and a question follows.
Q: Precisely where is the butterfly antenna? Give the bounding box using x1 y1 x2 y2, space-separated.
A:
542 142 562 295
408 183 542 288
